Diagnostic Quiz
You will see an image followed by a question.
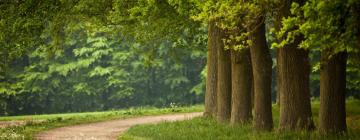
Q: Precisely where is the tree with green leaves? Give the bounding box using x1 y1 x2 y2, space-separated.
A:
193 0 273 128
249 17 273 131
272 0 314 130
278 0 360 133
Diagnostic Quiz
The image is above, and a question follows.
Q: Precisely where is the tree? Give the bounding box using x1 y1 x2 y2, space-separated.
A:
0 0 61 94
191 0 234 122
319 50 347 133
204 21 218 117
216 29 232 122
249 17 273 130
194 0 273 127
278 0 360 133
274 0 314 130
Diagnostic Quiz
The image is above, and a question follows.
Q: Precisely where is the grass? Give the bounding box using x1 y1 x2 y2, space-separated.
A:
0 105 203 140
120 99 360 140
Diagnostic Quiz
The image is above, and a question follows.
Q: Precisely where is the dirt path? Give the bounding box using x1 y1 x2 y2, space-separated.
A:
36 112 202 140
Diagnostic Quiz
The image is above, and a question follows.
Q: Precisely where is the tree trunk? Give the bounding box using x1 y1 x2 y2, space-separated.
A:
276 49 281 106
251 74 254 110
319 51 347 133
230 48 252 124
204 21 218 118
217 30 232 122
278 42 314 130
249 18 273 131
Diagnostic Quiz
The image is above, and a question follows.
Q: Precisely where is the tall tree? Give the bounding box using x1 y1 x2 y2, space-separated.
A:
249 17 273 130
318 0 360 133
278 0 360 133
199 0 274 129
216 30 232 122
275 0 314 130
319 50 347 133
204 21 218 117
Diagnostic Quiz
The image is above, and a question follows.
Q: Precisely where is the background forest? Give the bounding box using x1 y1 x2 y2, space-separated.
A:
0 8 207 116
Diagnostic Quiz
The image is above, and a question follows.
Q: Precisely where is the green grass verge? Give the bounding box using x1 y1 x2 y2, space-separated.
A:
0 105 203 140
121 99 360 140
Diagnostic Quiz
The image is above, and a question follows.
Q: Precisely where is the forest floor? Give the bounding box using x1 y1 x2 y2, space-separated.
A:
0 105 203 140
36 112 201 140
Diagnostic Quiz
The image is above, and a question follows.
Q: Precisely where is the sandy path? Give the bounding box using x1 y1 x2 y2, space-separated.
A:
36 112 202 140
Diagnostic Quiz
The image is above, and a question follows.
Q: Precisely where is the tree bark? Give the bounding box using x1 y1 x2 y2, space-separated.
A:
249 18 273 131
276 49 281 107
278 41 314 130
230 48 252 124
216 30 232 122
204 21 218 118
319 51 347 133
251 74 254 110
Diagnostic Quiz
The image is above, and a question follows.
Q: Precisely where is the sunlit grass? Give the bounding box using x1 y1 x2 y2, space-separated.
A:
0 105 203 121
121 99 360 140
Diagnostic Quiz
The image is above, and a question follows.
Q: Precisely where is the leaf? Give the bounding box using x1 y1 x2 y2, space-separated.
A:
89 66 113 77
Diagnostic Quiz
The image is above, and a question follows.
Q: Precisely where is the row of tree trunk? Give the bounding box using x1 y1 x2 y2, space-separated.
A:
204 1 347 133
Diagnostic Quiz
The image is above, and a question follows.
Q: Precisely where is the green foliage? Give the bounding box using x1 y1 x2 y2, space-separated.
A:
109 0 202 45
191 66 206 95
271 0 360 92
275 0 359 53
347 53 360 91
0 3 207 115
192 0 273 50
